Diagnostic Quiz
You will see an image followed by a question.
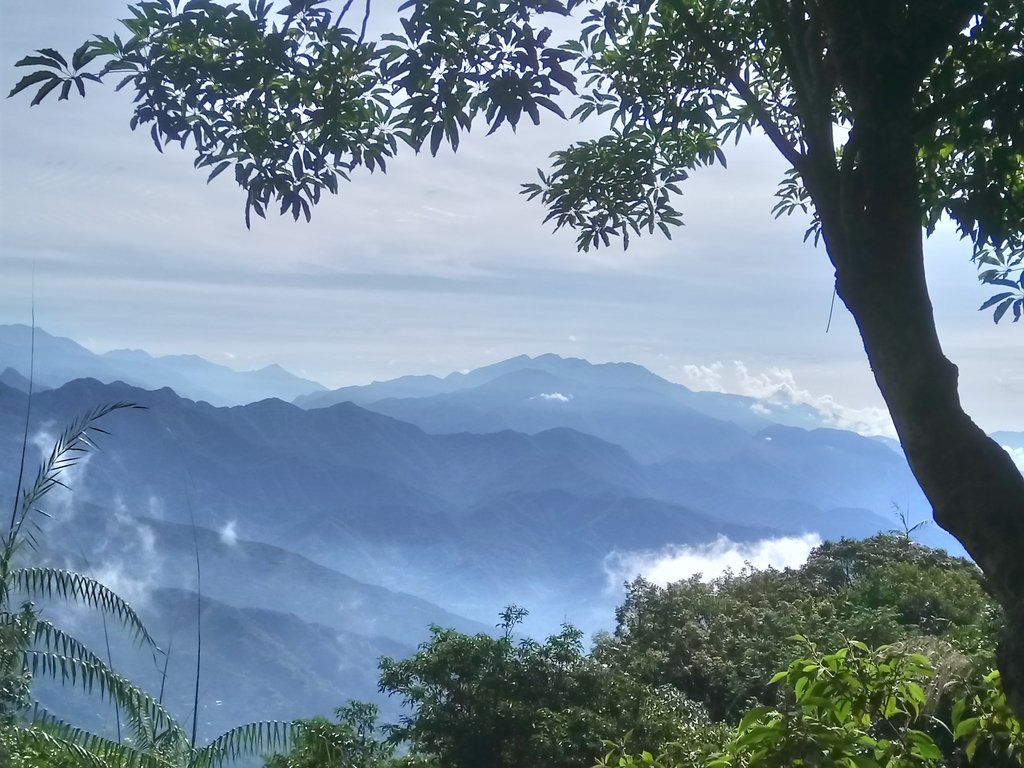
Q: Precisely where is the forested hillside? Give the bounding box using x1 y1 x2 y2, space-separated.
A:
247 535 1024 767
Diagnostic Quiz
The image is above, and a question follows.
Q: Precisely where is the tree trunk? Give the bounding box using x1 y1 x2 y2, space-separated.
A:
819 82 1024 711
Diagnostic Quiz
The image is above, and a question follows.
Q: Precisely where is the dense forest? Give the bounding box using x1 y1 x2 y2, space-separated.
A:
2 412 1021 767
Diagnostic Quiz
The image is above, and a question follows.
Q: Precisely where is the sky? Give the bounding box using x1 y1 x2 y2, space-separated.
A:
1 1 1022 432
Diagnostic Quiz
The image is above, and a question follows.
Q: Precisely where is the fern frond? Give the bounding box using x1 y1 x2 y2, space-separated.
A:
121 702 191 758
11 723 117 768
26 651 185 744
192 720 294 768
32 619 108 668
7 401 143 553
13 567 156 646
20 713 172 768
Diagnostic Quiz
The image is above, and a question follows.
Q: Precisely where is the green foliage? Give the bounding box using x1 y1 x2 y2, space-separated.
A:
595 536 1000 722
263 702 394 768
951 670 1024 765
10 0 1024 316
709 639 1024 768
378 606 712 768
599 641 1022 768
710 640 944 768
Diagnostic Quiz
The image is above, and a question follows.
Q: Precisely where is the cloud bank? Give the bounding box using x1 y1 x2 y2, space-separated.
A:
680 361 896 438
605 533 822 589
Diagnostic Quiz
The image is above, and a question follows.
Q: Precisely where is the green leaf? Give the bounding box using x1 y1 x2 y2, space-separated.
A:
13 55 65 69
994 297 1015 323
29 77 62 106
36 48 68 67
954 716 981 740
7 70 59 99
737 705 774 734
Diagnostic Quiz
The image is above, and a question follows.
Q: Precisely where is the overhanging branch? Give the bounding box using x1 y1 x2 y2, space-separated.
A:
665 0 806 171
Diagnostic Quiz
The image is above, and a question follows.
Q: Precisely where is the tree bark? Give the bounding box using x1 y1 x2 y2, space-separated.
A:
816 67 1024 711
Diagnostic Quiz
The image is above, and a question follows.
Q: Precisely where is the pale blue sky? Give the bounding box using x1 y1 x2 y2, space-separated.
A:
1 1 1021 432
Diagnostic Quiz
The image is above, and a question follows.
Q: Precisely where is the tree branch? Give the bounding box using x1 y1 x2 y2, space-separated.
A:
666 0 805 171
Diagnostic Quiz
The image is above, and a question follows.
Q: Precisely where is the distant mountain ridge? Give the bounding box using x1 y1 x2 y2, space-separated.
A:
0 324 325 405
295 352 829 439
0 375 945 620
1 334 989 741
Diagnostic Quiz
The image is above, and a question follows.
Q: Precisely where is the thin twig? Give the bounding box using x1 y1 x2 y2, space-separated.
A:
78 545 123 742
358 0 371 43
189 484 202 748
9 286 36 539
825 285 837 332
158 632 173 707
333 0 358 29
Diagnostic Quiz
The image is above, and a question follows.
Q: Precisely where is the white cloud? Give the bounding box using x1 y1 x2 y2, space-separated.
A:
680 362 726 393
533 392 572 402
604 533 822 589
1003 445 1024 473
85 563 155 610
219 519 239 546
681 360 896 438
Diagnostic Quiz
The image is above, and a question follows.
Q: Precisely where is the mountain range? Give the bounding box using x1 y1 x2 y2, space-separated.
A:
0 324 324 406
0 327 983 741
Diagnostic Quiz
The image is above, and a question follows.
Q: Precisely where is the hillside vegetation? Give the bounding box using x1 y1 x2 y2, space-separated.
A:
259 534 1021 768
7 509 1020 765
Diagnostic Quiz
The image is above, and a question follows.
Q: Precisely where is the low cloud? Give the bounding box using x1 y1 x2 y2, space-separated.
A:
680 361 896 438
533 392 572 403
604 533 822 589
680 362 726 393
219 520 239 546
85 563 155 610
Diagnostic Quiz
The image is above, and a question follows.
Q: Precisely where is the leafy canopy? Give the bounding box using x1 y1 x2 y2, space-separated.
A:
9 0 1024 318
377 606 719 768
595 535 1002 721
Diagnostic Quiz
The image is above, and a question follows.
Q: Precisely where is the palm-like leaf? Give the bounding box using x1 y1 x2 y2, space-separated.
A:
4 403 289 767
32 618 110 669
5 401 142 561
26 651 184 742
20 710 173 768
14 567 156 647
191 720 294 768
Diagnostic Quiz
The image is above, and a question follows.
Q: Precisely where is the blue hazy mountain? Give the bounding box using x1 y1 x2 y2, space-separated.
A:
296 353 831 453
36 585 414 744
31 497 486 741
993 431 1024 451
0 367 40 392
294 354 933 536
0 324 325 405
0 346 969 737
1 375 934 622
